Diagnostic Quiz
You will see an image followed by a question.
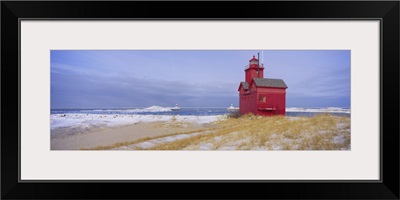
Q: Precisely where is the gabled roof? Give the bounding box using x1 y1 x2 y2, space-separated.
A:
241 82 249 90
252 78 288 89
238 82 249 91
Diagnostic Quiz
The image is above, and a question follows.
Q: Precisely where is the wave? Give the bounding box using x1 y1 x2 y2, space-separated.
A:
92 106 173 113
52 106 351 115
286 107 350 114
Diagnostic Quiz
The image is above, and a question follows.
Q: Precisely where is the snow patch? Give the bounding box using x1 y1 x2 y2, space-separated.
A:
198 143 214 150
333 135 346 144
114 131 217 150
217 146 237 150
51 114 223 131
336 123 349 129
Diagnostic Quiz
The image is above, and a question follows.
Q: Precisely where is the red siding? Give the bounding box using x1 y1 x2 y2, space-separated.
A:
239 56 286 116
245 69 259 83
256 88 286 116
239 88 286 116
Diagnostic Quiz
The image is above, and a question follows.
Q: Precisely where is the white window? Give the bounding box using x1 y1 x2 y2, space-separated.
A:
259 95 266 103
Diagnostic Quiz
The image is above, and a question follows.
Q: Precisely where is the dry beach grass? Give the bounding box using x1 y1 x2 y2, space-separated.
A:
81 113 350 151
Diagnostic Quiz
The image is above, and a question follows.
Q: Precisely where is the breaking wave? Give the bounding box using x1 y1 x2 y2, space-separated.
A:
91 106 173 113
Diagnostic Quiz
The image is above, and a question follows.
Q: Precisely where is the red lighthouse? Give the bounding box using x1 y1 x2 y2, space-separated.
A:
238 55 288 116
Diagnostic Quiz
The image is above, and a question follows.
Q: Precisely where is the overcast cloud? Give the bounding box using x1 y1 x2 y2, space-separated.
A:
51 50 350 108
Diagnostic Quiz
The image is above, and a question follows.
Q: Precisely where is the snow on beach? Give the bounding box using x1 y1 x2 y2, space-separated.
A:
51 106 351 150
51 105 351 151
101 114 351 151
112 130 215 150
50 105 351 133
51 113 224 131
123 114 351 151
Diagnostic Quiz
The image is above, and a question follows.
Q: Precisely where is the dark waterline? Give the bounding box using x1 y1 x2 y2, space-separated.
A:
51 107 350 117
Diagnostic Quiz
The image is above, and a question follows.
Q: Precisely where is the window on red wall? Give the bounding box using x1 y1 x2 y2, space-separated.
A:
259 95 266 103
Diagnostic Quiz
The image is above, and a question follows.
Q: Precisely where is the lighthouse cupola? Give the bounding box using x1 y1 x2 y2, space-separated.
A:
249 55 259 68
245 55 264 83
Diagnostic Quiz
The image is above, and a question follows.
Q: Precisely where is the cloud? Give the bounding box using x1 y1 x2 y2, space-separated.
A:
51 50 350 108
51 63 238 107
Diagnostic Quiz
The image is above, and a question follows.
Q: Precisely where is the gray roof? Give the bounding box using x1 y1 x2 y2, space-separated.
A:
253 78 288 88
240 82 249 90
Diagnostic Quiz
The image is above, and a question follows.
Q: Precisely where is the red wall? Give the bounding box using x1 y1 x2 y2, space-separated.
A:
245 68 264 82
239 92 257 115
240 60 285 116
239 87 286 116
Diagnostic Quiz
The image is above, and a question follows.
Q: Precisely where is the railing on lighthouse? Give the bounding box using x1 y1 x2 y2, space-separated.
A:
244 64 265 70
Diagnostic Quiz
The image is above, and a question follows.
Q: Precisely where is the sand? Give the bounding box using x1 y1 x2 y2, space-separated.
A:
51 121 217 150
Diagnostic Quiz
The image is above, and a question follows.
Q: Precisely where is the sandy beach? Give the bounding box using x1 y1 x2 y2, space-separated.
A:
51 120 218 150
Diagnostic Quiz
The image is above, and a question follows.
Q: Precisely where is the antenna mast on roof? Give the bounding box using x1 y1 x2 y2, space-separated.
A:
257 52 260 78
262 50 264 66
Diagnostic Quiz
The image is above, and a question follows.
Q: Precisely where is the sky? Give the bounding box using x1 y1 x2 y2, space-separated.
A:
51 50 350 108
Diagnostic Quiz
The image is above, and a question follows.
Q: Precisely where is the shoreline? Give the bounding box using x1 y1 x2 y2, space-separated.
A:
51 114 350 151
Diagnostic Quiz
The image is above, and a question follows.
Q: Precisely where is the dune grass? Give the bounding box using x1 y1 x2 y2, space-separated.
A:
85 113 350 150
150 113 350 150
81 127 219 150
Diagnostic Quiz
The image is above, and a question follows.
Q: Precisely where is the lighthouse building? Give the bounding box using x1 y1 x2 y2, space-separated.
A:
238 55 288 116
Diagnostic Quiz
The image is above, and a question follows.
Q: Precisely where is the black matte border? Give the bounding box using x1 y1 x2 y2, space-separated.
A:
2 1 399 199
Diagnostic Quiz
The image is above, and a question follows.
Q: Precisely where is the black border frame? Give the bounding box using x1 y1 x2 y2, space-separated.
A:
2 1 399 199
17 18 383 184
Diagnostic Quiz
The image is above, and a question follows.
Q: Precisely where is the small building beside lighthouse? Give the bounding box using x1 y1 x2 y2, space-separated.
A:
238 55 288 116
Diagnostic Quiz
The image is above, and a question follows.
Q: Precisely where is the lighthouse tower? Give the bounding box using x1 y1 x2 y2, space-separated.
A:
245 55 264 82
238 54 288 116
